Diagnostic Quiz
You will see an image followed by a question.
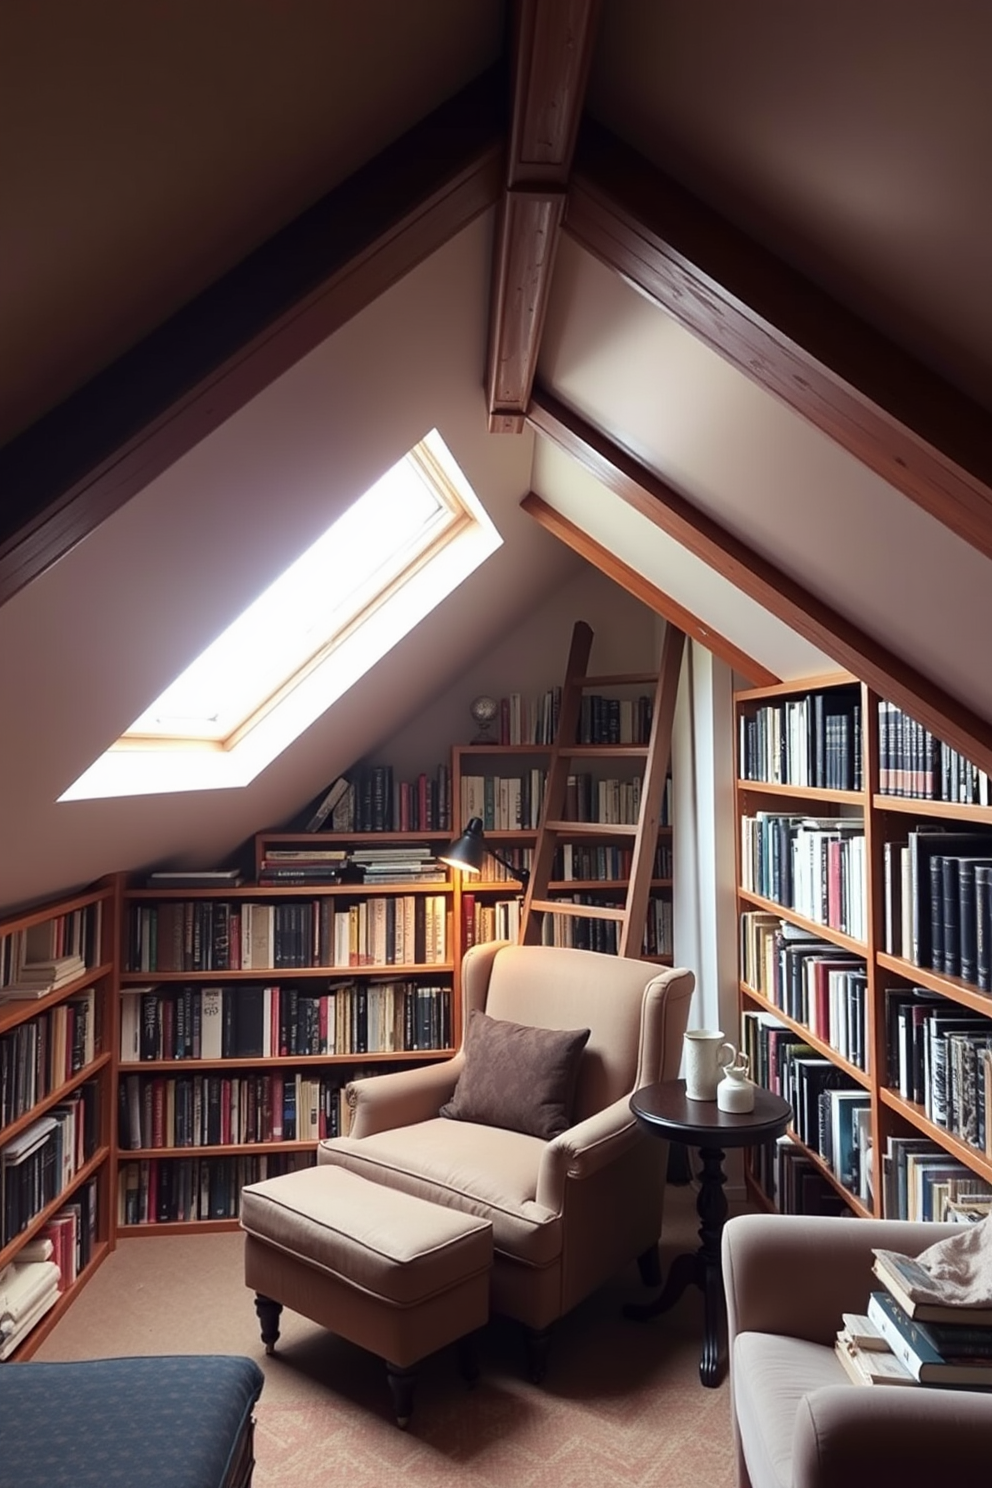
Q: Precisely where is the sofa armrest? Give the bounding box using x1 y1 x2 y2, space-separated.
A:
536 1095 641 1211
793 1383 992 1488
343 1056 463 1138
723 1213 958 1347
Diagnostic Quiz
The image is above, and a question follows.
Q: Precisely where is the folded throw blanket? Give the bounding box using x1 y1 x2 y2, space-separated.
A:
874 1214 992 1306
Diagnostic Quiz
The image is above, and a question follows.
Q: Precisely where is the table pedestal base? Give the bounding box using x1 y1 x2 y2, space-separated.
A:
624 1143 727 1386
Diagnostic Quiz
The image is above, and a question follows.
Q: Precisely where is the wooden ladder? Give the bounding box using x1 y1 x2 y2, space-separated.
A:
519 620 686 958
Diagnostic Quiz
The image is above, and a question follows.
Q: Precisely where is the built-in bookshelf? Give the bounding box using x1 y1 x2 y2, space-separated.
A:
0 880 116 1359
736 673 992 1225
116 834 456 1235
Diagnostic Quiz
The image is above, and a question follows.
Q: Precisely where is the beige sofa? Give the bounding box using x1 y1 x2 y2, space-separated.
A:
723 1211 992 1488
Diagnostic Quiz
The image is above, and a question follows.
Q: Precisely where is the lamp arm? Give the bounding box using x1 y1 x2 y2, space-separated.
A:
487 847 529 887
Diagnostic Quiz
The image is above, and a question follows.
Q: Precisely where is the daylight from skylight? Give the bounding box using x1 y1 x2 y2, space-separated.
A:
60 430 501 800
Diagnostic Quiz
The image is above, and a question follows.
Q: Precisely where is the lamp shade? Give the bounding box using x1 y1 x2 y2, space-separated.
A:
438 816 486 875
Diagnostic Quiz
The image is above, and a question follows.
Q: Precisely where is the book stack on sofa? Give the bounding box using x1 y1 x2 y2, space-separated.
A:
834 1223 992 1386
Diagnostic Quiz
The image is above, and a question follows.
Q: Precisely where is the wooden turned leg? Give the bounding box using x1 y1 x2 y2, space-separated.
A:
385 1361 416 1429
523 1325 552 1384
254 1294 283 1355
636 1244 663 1288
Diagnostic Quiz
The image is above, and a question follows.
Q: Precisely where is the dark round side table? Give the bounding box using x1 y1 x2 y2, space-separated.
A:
625 1079 791 1387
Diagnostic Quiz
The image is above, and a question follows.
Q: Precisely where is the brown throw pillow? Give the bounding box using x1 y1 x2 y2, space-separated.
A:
440 1010 590 1139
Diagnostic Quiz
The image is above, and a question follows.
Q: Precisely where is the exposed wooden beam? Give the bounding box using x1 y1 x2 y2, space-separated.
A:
567 118 992 564
0 68 506 609
528 387 992 778
521 491 779 687
486 0 600 432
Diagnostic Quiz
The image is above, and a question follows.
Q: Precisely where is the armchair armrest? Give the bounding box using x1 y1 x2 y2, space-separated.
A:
723 1213 958 1347
536 1094 642 1211
793 1383 992 1488
343 1056 463 1138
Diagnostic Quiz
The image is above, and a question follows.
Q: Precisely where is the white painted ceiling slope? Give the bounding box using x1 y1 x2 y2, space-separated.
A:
4 2 992 912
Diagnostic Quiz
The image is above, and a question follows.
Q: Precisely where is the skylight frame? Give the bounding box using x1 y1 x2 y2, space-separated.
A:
59 430 502 801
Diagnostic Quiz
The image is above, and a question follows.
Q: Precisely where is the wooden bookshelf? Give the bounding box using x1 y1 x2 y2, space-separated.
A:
735 673 992 1224
0 878 117 1358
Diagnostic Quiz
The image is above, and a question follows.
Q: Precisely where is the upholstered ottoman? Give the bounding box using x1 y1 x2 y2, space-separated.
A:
241 1165 492 1426
0 1353 264 1488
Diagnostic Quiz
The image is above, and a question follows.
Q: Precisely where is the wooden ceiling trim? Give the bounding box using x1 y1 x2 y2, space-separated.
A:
486 0 600 431
567 119 992 564
0 68 505 610
521 490 779 687
528 387 992 777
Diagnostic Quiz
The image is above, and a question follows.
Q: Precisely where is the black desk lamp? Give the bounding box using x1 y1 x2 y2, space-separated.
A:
438 817 530 886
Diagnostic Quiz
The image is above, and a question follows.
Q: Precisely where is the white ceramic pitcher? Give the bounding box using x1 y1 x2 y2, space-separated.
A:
683 1029 736 1101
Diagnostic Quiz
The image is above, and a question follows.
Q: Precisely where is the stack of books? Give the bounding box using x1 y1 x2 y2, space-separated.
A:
348 846 446 884
257 848 351 886
0 1257 61 1359
834 1247 992 1387
0 953 86 999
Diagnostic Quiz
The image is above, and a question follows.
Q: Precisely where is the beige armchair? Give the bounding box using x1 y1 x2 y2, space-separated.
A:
318 941 694 1376
723 1211 992 1488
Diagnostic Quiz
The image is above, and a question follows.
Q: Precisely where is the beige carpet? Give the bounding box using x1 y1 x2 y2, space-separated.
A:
34 1181 738 1488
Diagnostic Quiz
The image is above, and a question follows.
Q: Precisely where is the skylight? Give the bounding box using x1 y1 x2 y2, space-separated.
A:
60 430 502 800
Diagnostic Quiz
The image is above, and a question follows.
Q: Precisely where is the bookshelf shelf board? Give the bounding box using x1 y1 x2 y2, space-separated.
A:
875 952 992 1016
1 1051 113 1145
781 1132 872 1218
121 963 455 982
736 889 868 957
120 1140 320 1160
10 1239 112 1362
259 830 452 844
736 780 865 807
126 881 453 900
0 961 114 1036
546 878 673 892
454 744 551 756
740 983 873 1090
120 1218 244 1237
872 793 992 823
0 1144 110 1272
118 1049 454 1073
879 1087 992 1184
733 672 858 704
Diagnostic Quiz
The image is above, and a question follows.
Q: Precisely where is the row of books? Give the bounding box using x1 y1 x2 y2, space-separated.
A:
0 1181 98 1360
122 980 452 1063
487 687 562 746
462 895 521 948
460 771 547 831
118 1067 360 1150
878 700 990 804
536 894 673 957
0 902 102 994
835 1245 992 1388
738 686 862 791
884 988 992 1152
883 828 992 986
769 1136 855 1216
126 894 450 973
1 1085 99 1247
305 764 453 834
740 915 869 1070
740 812 866 939
0 987 97 1128
882 1133 992 1222
117 1150 312 1226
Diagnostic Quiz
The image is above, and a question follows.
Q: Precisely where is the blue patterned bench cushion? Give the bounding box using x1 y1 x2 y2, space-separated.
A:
0 1354 264 1488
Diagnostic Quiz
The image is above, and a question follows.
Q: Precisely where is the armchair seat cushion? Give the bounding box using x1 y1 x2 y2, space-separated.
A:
733 1332 849 1488
319 1118 562 1266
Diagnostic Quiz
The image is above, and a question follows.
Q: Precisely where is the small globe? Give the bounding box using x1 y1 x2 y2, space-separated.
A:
470 694 499 742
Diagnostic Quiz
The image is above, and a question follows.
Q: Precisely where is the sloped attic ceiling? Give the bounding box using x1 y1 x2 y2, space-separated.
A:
3 1 992 912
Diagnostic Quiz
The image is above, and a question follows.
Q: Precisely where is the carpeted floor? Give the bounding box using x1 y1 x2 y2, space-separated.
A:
33 1180 738 1488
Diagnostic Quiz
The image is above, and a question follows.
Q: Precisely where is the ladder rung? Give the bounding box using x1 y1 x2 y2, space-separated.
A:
543 821 639 838
560 745 649 760
582 673 658 687
529 899 627 922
